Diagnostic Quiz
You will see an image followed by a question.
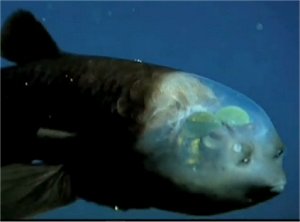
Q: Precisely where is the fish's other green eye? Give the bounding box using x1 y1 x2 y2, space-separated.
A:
216 106 250 126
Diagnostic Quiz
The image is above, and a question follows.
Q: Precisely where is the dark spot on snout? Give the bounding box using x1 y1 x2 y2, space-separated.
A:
274 145 284 159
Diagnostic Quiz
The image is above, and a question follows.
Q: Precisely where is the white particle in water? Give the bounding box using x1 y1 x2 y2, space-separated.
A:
70 78 74 82
114 206 119 211
42 17 46 22
134 59 142 63
31 159 44 165
25 82 28 86
46 3 53 10
256 22 263 31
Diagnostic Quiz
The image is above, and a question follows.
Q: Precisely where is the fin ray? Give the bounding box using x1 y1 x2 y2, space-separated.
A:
1 164 76 219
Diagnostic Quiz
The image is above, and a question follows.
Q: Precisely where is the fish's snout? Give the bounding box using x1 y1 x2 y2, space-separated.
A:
246 181 286 203
270 180 286 193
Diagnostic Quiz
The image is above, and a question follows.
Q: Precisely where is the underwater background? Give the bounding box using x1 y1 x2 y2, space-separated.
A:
1 1 299 220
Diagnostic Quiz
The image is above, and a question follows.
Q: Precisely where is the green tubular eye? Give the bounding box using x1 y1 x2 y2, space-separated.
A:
187 112 216 123
183 112 221 138
216 106 250 126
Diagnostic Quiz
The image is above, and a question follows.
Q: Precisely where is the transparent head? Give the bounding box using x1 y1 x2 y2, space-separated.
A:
137 71 286 209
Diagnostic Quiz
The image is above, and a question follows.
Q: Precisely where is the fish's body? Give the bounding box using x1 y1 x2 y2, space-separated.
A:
1 10 286 219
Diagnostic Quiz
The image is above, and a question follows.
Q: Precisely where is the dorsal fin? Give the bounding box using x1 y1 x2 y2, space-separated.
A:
1 10 60 64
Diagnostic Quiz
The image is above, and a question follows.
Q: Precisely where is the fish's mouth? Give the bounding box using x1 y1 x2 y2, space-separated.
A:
245 185 282 204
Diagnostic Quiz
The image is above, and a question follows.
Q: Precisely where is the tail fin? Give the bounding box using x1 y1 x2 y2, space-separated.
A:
1 10 60 64
1 164 76 219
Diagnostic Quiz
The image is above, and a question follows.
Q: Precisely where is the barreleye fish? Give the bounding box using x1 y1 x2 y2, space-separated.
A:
1 10 286 220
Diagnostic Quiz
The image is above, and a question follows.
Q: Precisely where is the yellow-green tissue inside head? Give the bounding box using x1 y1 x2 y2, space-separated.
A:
175 106 251 168
179 105 251 142
182 112 221 138
216 106 251 126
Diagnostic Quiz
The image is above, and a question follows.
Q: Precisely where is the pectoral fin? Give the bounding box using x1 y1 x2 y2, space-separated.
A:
37 128 77 139
1 164 76 219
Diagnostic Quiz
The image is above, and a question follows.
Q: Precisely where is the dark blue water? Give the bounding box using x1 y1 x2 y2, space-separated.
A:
1 1 299 220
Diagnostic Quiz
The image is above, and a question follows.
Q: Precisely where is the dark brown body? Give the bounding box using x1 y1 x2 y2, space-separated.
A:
2 54 172 165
